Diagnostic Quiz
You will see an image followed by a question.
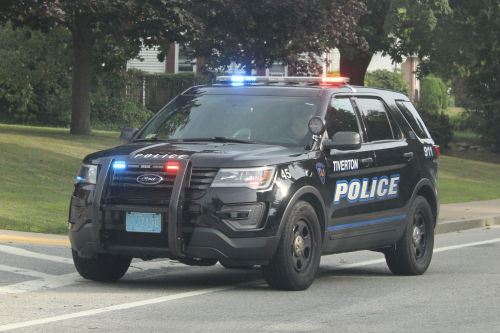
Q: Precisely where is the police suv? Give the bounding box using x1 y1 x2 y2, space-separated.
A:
69 76 440 291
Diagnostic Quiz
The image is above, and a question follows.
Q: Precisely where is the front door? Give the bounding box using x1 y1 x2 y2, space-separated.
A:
322 97 381 253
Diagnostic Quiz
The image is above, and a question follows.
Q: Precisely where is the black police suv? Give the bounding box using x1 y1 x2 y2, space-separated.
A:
69 76 440 291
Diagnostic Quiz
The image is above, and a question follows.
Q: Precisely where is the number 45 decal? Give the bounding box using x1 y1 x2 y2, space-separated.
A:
281 168 291 179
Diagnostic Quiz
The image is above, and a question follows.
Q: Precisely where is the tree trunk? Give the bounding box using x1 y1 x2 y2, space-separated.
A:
339 50 374 86
70 16 95 135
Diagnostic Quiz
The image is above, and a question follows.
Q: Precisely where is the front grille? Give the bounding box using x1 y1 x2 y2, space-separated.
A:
104 165 218 205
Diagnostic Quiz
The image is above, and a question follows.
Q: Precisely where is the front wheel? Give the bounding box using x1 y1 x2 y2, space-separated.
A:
261 201 322 291
385 195 434 275
72 250 132 282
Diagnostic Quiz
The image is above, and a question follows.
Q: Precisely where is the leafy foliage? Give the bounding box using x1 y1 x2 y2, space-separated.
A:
180 0 368 75
1 0 190 134
416 77 453 147
419 77 446 112
364 69 410 96
418 0 500 146
91 96 153 131
337 0 451 85
0 24 73 125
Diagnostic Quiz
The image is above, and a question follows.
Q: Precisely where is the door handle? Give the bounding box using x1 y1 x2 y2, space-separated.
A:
361 157 373 164
403 152 414 159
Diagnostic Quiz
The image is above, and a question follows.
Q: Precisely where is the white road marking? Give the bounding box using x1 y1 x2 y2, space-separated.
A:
0 245 73 264
0 280 264 332
0 273 83 295
1 236 500 331
0 264 56 279
0 243 190 295
433 237 500 252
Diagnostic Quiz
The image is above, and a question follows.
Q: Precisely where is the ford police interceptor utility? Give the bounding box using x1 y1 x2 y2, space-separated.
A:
69 76 440 291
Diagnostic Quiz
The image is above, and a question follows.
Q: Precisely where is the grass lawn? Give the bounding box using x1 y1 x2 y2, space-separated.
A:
439 155 500 204
0 124 121 234
0 124 499 234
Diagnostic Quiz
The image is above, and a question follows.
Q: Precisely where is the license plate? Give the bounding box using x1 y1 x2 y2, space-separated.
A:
126 212 162 233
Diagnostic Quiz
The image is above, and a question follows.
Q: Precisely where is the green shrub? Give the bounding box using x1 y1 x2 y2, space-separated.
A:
419 109 454 148
419 78 443 112
437 79 448 109
365 69 410 96
90 96 153 131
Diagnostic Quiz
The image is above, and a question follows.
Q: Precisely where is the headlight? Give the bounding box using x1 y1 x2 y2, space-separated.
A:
211 166 276 190
76 164 98 184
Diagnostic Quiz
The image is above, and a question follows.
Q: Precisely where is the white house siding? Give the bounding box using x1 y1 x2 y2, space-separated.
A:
327 49 399 72
127 48 165 73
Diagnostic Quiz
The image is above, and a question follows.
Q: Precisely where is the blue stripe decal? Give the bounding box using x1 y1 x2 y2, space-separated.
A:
327 215 407 231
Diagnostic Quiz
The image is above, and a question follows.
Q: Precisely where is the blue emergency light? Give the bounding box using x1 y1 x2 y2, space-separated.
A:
112 161 127 170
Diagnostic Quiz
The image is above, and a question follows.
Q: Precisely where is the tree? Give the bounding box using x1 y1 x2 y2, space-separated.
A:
1 1 190 134
0 24 73 125
418 0 500 146
177 0 368 75
337 0 451 86
364 68 410 96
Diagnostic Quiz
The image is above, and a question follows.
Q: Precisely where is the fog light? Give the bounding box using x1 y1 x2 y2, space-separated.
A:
217 203 265 230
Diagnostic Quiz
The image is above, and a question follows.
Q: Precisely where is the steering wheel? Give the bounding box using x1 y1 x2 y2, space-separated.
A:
233 128 251 140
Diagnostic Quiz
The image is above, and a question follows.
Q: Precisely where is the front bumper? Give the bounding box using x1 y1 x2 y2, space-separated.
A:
70 224 279 265
69 157 280 265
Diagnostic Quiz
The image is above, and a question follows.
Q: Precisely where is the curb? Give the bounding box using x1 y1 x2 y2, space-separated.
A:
435 214 500 234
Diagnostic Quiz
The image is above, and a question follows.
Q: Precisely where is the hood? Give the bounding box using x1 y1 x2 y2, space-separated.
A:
83 141 308 167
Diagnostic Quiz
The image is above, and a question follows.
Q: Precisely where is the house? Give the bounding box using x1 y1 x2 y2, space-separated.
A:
127 43 420 102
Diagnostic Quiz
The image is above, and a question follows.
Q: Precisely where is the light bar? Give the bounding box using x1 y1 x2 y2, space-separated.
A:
112 161 126 170
322 77 349 84
216 76 350 85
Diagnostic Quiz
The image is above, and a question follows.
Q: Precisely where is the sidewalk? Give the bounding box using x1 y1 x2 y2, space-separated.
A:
436 198 500 234
439 198 500 222
0 199 499 245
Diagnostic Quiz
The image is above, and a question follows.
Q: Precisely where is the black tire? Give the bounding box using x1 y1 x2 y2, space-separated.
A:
219 261 254 269
385 195 434 275
72 250 132 282
261 201 322 291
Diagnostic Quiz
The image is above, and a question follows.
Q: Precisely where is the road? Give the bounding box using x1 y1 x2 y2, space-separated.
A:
1 226 499 332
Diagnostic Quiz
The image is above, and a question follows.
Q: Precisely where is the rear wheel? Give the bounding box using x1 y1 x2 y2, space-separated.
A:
261 201 321 291
72 250 132 282
385 195 434 275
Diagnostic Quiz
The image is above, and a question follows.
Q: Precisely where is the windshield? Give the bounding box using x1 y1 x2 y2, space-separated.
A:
138 95 319 147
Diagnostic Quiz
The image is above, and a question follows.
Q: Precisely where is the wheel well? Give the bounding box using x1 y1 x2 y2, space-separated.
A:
416 185 437 226
297 193 326 243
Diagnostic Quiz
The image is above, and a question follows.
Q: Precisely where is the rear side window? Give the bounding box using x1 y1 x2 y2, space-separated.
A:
396 101 430 139
355 98 395 142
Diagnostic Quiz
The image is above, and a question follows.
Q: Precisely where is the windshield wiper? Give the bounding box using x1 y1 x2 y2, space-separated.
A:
133 138 180 143
183 137 256 144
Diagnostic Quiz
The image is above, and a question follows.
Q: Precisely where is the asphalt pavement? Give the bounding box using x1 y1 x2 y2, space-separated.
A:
0 199 499 332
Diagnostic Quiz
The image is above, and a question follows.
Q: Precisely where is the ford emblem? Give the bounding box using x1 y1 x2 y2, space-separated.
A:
137 174 163 185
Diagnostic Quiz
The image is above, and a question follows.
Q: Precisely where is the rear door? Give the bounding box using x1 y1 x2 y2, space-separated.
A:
353 97 419 242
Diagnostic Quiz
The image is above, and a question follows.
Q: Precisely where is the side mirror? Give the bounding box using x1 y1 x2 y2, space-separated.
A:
119 127 138 142
323 131 361 151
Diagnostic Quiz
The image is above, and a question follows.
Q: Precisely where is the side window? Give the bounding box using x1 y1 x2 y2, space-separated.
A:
396 101 430 139
356 98 395 142
326 98 360 138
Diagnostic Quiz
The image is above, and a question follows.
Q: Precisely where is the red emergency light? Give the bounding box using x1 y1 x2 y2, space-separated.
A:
321 77 350 84
166 162 180 172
